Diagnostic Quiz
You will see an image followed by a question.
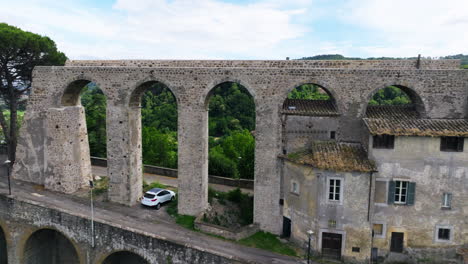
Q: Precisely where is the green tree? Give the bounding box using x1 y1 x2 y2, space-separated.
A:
0 23 67 162
141 83 177 132
142 127 178 168
368 86 411 106
287 84 330 100
81 84 107 158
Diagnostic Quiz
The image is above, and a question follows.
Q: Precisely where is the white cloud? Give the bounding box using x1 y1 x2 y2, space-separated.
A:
342 0 468 57
0 0 309 59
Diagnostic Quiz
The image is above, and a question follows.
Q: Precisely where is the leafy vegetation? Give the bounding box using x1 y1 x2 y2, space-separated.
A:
81 84 107 158
91 176 109 196
369 86 411 106
0 23 66 162
300 54 468 68
142 180 169 192
164 195 196 230
239 231 298 257
207 187 253 226
287 84 330 100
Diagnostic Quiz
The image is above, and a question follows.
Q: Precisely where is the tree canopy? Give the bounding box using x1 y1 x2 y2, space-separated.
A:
0 23 67 162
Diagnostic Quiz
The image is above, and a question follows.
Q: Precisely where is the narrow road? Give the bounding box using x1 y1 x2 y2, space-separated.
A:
92 165 254 194
0 178 305 264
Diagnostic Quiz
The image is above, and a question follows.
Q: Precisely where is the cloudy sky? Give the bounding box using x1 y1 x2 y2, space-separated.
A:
1 0 467 60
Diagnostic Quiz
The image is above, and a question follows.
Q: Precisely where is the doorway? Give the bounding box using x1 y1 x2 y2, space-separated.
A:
390 232 404 253
322 232 342 260
281 217 291 238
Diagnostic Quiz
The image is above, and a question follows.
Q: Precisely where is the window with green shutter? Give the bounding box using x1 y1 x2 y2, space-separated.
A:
388 181 415 206
388 181 395 204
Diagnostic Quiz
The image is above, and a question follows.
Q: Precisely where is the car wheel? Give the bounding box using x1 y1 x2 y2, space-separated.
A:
171 196 175 202
155 203 161 210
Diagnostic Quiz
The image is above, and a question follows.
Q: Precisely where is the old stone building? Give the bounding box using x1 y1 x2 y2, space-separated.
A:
9 59 468 263
280 91 468 263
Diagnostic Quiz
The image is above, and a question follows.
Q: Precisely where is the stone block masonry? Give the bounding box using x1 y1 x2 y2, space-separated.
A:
12 59 468 234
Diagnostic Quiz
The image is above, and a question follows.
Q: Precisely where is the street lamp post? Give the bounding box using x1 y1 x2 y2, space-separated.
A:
4 160 11 195
307 230 314 264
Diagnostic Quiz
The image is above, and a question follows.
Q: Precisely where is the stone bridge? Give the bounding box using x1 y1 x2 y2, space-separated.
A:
12 59 468 234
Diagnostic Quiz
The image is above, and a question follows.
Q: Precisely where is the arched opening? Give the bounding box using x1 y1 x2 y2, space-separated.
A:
23 229 79 264
129 81 177 187
0 226 7 264
282 83 339 153
80 83 107 158
205 81 255 227
365 85 423 118
102 251 148 264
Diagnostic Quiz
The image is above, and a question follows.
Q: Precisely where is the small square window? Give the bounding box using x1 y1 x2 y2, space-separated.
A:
291 180 300 194
330 131 336 139
442 193 452 209
435 225 453 243
440 137 464 152
373 134 395 149
373 224 383 236
438 228 450 240
352 247 360 253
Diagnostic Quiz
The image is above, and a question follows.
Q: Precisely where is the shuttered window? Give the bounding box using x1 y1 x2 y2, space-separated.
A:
388 181 415 205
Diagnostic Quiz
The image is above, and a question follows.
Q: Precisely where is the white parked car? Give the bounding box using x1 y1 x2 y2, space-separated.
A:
141 188 176 210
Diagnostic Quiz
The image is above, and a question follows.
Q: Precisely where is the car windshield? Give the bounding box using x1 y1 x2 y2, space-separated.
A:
144 193 155 199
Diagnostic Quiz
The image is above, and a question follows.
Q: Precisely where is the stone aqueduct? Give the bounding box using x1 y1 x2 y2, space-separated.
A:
12 59 468 233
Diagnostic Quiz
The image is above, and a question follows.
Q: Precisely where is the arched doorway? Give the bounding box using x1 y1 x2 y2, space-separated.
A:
0 226 7 264
102 251 148 264
23 229 79 264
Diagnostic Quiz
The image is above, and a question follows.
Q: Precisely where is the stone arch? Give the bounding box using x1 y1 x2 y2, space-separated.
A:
129 78 179 108
0 224 7 264
363 84 426 118
100 250 149 264
203 78 257 109
21 228 81 264
281 81 341 114
279 80 343 114
61 76 107 107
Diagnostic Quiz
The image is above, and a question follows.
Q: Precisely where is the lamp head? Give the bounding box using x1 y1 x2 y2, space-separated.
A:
4 160 11 165
307 230 314 236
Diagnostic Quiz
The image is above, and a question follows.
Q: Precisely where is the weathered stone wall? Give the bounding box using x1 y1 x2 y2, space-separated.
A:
12 60 468 234
282 161 372 263
0 195 241 264
66 59 461 70
283 115 339 153
369 136 468 262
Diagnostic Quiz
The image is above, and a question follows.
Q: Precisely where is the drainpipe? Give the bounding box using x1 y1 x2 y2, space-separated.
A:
368 170 378 264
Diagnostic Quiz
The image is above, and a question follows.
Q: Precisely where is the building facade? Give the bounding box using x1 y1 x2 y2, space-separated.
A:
280 101 468 263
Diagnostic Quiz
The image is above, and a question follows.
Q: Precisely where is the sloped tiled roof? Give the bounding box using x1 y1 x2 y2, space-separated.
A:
281 141 376 172
363 118 468 137
282 99 339 116
365 105 419 119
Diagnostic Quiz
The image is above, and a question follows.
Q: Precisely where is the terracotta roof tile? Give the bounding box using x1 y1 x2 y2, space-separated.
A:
363 118 468 137
282 99 338 116
281 141 376 172
366 105 419 119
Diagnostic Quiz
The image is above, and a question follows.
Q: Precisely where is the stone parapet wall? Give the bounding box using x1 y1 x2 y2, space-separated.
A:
65 59 461 70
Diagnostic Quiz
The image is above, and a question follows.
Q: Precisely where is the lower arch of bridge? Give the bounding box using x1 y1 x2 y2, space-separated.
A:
102 251 148 264
0 226 7 264
22 229 80 264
